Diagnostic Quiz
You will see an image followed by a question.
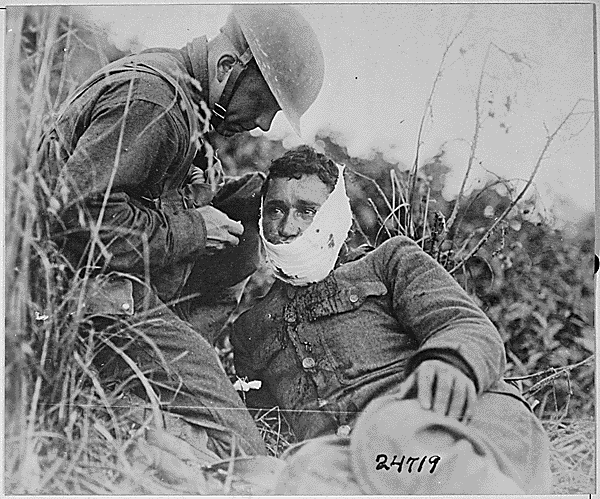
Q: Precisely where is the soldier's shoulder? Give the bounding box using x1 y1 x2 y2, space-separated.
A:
104 52 193 111
378 235 419 251
350 236 417 263
337 236 422 277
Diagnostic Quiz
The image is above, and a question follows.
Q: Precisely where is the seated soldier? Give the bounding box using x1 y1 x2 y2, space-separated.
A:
230 145 552 494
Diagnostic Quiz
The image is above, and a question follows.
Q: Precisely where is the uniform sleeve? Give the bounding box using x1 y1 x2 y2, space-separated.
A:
56 96 207 273
372 236 506 393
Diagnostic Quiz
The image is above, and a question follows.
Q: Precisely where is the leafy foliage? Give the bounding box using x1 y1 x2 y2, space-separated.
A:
5 6 594 495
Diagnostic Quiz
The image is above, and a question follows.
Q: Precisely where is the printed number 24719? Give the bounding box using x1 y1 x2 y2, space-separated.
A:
376 454 441 473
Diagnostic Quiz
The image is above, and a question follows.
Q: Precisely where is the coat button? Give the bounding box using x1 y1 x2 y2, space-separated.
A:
302 357 316 369
336 425 351 437
349 293 359 303
121 303 131 311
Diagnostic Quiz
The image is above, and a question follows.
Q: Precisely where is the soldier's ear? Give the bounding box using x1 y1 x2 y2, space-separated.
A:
216 54 237 83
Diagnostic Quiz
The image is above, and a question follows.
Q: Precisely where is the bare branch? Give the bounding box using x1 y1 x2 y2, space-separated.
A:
346 167 395 215
408 29 463 225
506 355 593 382
369 199 394 242
492 42 533 70
453 175 548 240
566 112 594 141
449 98 588 275
446 41 492 236
527 355 593 396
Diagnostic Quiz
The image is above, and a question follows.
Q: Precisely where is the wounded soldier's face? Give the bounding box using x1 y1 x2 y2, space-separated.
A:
261 175 332 245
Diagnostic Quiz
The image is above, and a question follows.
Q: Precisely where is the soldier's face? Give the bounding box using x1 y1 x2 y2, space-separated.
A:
262 174 331 245
217 64 280 137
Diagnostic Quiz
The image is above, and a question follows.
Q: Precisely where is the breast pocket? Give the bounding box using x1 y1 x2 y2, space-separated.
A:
315 280 401 385
335 281 389 313
307 280 389 319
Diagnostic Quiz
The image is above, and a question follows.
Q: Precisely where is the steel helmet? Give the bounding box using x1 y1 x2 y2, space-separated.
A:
224 5 325 136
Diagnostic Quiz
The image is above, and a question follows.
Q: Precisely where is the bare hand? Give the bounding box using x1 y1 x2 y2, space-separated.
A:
196 205 244 252
397 360 477 422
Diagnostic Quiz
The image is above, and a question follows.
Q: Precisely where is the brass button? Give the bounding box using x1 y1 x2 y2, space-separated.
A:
336 425 351 437
121 303 131 311
302 357 316 369
349 293 359 303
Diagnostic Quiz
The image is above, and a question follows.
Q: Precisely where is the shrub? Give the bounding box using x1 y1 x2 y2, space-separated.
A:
6 6 594 494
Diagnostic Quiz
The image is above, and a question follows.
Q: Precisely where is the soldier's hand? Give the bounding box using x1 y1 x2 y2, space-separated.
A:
196 205 244 252
396 360 477 422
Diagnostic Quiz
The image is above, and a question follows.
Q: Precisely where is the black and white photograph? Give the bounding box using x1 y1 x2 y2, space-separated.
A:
4 3 596 495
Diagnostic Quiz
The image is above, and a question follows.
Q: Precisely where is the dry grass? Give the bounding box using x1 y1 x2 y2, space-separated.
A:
253 406 297 458
546 418 596 494
4 7 218 494
5 6 595 496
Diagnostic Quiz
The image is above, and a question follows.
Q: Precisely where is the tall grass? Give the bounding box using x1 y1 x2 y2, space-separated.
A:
5 6 595 495
5 8 216 494
6 8 276 494
7 8 135 493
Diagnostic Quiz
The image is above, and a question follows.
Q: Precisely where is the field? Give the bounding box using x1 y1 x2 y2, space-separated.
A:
5 6 596 495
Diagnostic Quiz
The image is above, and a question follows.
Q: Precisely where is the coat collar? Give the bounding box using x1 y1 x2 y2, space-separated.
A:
180 36 210 106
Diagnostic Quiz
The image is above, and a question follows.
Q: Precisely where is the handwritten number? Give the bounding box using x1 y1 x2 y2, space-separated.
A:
377 454 442 473
429 455 441 473
406 456 419 473
390 454 404 473
375 454 390 470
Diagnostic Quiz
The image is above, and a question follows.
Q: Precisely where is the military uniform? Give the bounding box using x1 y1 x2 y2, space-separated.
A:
40 38 267 457
232 236 551 490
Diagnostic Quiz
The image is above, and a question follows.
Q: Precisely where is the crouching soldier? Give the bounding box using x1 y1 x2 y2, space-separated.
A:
230 145 552 492
38 6 324 458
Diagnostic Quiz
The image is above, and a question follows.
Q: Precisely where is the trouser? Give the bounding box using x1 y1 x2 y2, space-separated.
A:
273 391 552 494
93 279 268 458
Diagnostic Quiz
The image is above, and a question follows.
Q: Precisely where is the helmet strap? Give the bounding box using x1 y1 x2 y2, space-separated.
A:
211 48 253 130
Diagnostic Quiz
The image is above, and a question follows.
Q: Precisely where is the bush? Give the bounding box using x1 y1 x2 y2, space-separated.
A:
6 6 594 494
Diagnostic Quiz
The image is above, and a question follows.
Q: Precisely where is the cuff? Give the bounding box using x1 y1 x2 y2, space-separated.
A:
167 209 207 262
405 348 480 393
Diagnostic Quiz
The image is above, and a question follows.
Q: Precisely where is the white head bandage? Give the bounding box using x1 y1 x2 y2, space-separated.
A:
259 163 353 286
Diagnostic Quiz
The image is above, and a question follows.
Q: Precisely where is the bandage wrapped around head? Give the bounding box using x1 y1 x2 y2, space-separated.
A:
259 163 353 286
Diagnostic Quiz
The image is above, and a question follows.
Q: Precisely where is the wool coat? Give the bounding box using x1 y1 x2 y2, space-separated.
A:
40 39 263 303
231 236 551 488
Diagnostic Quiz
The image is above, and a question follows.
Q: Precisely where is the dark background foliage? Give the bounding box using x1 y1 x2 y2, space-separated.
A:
6 7 595 494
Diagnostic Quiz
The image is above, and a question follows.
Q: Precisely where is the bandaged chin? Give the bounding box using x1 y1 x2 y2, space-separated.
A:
259 163 353 286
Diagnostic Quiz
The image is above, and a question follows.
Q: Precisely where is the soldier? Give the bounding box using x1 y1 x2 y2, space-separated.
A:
231 145 552 493
39 6 324 457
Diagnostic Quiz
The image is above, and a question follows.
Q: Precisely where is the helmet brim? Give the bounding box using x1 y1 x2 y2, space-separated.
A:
232 5 324 138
